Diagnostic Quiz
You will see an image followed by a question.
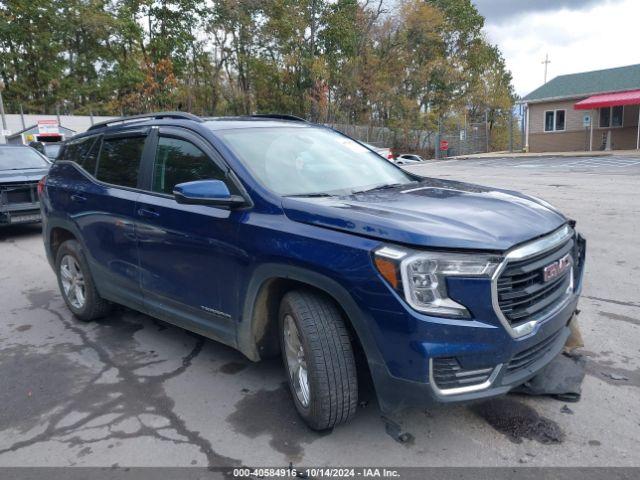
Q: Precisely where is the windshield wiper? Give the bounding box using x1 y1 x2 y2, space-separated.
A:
284 192 335 198
351 183 408 195
2 167 45 171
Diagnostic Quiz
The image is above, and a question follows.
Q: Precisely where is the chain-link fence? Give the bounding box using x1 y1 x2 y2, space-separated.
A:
330 114 523 159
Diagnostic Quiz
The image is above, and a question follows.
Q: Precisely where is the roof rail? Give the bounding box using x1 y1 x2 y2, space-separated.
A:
87 111 202 131
249 114 307 122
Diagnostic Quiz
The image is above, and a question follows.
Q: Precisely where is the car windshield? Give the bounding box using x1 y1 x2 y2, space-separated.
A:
217 126 414 196
0 147 49 170
44 144 61 159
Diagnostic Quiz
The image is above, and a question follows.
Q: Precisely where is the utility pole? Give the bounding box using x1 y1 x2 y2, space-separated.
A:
19 104 26 129
542 53 551 84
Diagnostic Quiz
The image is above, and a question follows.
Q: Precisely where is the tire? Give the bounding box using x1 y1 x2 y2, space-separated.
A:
55 239 111 321
280 290 358 430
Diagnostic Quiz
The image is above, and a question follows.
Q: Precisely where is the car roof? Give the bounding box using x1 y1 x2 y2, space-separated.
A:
203 118 311 131
71 113 314 141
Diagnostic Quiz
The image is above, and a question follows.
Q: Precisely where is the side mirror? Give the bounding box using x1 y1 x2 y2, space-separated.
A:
173 180 246 207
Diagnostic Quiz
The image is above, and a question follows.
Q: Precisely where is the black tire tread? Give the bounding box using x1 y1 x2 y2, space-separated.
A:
282 290 358 430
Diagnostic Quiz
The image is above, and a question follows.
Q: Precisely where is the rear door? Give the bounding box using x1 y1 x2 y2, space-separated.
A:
135 127 243 345
76 129 151 310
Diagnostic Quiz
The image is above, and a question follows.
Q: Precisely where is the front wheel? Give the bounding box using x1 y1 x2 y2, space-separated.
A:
280 290 358 430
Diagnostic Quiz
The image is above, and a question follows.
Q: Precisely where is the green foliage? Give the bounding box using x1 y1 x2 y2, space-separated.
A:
0 0 515 150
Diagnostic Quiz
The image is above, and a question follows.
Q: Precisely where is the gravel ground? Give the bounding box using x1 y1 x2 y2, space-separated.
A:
0 155 638 468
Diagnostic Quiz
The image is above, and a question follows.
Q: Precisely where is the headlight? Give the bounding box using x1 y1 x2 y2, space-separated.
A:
374 246 501 319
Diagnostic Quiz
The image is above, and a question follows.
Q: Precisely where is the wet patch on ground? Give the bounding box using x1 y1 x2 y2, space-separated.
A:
470 397 565 444
585 359 640 388
0 344 93 432
226 383 329 461
584 296 640 309
24 288 58 311
1 293 241 467
219 362 249 375
599 311 640 327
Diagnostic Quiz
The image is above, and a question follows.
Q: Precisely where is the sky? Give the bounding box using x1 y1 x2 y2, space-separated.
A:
475 0 640 97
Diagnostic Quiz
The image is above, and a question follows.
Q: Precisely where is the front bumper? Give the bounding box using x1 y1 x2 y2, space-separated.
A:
365 229 586 413
0 203 42 225
370 298 576 413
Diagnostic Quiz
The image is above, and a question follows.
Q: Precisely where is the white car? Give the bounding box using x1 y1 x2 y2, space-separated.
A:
362 142 394 162
395 154 425 165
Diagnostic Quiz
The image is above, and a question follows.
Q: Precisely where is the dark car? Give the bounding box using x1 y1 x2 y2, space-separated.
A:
39 112 586 430
29 141 63 161
0 145 50 226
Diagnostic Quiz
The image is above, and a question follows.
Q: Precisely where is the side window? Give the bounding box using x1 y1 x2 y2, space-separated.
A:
96 136 146 188
83 137 101 176
152 137 229 195
61 136 96 165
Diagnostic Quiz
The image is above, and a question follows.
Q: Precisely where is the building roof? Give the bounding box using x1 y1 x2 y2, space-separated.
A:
523 63 640 103
7 124 76 139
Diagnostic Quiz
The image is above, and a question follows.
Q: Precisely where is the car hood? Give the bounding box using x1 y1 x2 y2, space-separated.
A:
0 168 50 184
282 178 567 251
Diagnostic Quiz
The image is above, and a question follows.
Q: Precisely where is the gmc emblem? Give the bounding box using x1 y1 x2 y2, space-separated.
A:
543 253 572 282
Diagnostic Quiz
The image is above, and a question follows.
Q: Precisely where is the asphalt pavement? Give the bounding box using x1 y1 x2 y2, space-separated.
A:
0 155 639 468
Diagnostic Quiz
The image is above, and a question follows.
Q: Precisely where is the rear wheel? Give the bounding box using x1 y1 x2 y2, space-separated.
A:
280 290 358 430
55 239 111 321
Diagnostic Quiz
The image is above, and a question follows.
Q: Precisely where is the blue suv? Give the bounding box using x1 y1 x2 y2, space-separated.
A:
40 112 586 430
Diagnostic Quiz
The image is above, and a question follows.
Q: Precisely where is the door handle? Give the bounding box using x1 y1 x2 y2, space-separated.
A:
137 207 160 219
70 194 87 203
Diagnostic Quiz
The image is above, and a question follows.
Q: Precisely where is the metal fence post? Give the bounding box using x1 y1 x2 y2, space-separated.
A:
435 118 441 160
509 110 514 152
485 110 490 153
0 81 7 143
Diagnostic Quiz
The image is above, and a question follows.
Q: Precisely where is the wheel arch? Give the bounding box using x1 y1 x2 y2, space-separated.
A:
238 264 383 369
45 218 85 266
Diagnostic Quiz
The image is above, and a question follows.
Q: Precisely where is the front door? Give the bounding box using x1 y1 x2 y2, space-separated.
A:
135 128 243 346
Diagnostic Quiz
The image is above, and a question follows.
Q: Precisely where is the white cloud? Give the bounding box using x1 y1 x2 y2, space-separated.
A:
483 0 640 96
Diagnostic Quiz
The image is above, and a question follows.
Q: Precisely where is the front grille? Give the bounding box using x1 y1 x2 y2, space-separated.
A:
0 182 38 205
497 237 574 326
432 357 493 390
506 328 563 374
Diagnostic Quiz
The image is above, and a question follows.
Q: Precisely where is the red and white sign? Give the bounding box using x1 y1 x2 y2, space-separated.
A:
37 120 60 136
439 140 449 151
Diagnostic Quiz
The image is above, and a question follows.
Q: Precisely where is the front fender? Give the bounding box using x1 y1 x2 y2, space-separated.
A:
237 263 386 369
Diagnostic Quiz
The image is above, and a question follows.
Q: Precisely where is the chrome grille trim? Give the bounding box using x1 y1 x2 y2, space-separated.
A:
491 225 576 339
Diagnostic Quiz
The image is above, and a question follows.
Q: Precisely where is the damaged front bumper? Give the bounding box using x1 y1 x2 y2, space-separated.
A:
367 231 586 414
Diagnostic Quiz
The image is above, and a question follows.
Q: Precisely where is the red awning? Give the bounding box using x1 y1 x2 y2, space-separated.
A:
575 89 640 110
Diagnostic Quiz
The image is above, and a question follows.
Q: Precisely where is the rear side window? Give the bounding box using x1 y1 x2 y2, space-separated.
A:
83 138 101 175
61 136 96 165
96 136 146 188
152 137 228 195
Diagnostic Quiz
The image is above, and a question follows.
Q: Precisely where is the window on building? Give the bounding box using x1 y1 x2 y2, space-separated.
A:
600 106 624 128
152 137 229 195
96 136 146 188
544 110 566 132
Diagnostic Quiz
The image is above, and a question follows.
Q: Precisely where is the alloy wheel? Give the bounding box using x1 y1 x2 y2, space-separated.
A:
283 314 310 407
60 255 86 310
